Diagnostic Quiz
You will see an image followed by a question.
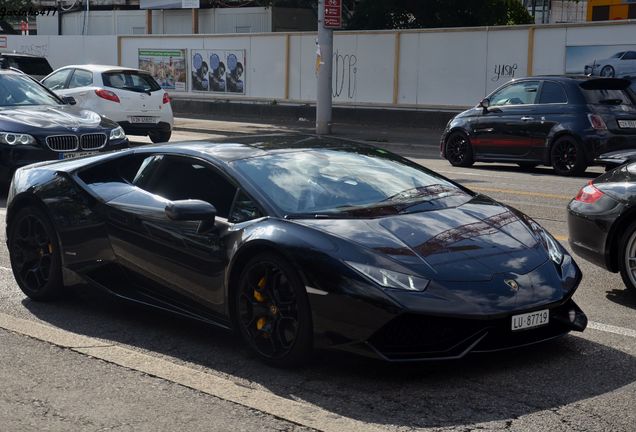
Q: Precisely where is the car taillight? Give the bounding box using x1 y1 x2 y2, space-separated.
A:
588 114 607 130
95 89 120 103
162 92 170 104
574 181 604 203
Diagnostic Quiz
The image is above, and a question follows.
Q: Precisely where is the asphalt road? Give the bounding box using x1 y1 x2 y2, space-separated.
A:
0 127 634 432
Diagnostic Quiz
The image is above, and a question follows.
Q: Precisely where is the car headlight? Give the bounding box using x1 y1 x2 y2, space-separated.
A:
0 132 36 146
345 261 430 291
539 230 564 265
109 126 126 141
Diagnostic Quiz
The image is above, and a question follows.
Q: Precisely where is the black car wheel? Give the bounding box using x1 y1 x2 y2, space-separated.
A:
619 221 636 293
445 132 474 167
600 66 615 78
235 253 312 367
149 130 172 143
8 207 64 301
551 136 587 176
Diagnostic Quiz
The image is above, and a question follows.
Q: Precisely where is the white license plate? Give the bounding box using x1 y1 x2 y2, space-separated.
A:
618 120 636 129
59 151 97 160
511 309 549 331
130 116 158 124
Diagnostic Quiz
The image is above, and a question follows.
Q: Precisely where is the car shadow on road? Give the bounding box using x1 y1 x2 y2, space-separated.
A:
606 287 636 309
22 289 636 430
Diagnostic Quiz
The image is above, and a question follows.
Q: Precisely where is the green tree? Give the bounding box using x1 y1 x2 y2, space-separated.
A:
347 0 533 30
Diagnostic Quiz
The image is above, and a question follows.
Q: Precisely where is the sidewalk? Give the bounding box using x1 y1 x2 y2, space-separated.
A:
173 116 444 158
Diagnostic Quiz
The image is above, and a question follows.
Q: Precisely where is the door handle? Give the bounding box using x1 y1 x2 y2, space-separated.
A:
521 116 534 121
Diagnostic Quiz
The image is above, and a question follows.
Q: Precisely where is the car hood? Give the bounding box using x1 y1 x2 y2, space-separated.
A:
0 105 112 131
294 197 549 282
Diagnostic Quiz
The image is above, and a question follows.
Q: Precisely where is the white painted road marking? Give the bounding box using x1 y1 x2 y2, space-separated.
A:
588 321 636 339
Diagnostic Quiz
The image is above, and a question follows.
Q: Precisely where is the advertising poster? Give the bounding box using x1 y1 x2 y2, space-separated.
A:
191 49 246 94
566 45 636 78
138 49 187 91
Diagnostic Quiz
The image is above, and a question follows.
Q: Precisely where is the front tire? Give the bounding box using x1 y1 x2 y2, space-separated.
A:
551 136 587 176
234 253 313 367
445 131 474 167
600 65 615 78
8 206 64 301
619 221 636 294
149 129 172 144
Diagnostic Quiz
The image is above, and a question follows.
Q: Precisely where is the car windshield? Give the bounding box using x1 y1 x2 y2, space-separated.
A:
0 73 61 107
233 148 473 218
611 52 625 59
102 71 162 93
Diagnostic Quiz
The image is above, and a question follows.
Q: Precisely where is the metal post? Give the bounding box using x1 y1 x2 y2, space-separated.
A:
316 0 333 135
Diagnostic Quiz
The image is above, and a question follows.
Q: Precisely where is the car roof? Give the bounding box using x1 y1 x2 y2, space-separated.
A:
53 64 142 73
0 51 45 58
133 134 380 164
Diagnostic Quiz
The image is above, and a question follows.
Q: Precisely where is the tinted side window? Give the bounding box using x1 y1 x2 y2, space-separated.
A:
7 56 53 75
42 69 72 90
230 190 263 223
538 81 567 104
68 69 93 88
490 81 539 106
623 51 636 60
138 156 237 218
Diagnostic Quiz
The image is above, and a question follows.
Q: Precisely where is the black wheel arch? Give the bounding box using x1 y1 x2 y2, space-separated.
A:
7 192 68 268
225 240 310 327
546 132 592 165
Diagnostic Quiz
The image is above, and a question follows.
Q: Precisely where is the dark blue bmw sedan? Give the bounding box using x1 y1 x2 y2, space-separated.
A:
0 65 129 186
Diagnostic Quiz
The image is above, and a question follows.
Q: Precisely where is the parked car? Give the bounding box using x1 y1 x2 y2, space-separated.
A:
568 162 636 293
0 51 53 80
441 76 636 176
585 51 636 78
41 65 173 143
0 65 128 187
6 134 588 367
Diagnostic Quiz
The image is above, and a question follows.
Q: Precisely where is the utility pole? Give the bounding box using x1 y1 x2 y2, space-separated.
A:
316 0 333 135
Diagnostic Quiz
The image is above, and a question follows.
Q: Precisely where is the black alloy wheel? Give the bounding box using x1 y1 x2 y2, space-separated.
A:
8 207 64 301
235 253 312 367
551 136 587 176
445 132 474 167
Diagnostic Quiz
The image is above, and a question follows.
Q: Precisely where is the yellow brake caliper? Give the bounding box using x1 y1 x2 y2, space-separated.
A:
255 276 267 331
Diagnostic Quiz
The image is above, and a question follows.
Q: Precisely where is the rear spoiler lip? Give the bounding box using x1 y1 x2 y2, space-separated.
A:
580 78 631 91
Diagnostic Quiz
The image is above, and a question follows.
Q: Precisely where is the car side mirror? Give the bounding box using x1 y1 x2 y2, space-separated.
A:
62 96 76 105
165 199 217 233
479 98 490 110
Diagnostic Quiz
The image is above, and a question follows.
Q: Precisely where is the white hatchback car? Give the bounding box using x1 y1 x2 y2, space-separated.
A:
41 65 174 143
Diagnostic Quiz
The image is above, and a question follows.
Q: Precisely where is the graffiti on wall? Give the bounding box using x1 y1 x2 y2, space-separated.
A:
17 43 49 57
491 63 518 82
333 50 357 99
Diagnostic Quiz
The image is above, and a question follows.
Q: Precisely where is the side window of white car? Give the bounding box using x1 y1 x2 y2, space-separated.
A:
42 69 72 91
622 52 636 60
68 69 93 89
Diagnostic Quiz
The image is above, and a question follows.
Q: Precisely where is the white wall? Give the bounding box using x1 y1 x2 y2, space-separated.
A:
12 21 636 109
4 35 117 69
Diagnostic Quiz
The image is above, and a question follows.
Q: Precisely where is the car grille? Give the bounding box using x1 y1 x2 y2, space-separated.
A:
45 135 79 152
80 133 107 150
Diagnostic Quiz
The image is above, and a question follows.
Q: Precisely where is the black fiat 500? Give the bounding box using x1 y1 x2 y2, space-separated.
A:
441 76 636 176
0 66 129 186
